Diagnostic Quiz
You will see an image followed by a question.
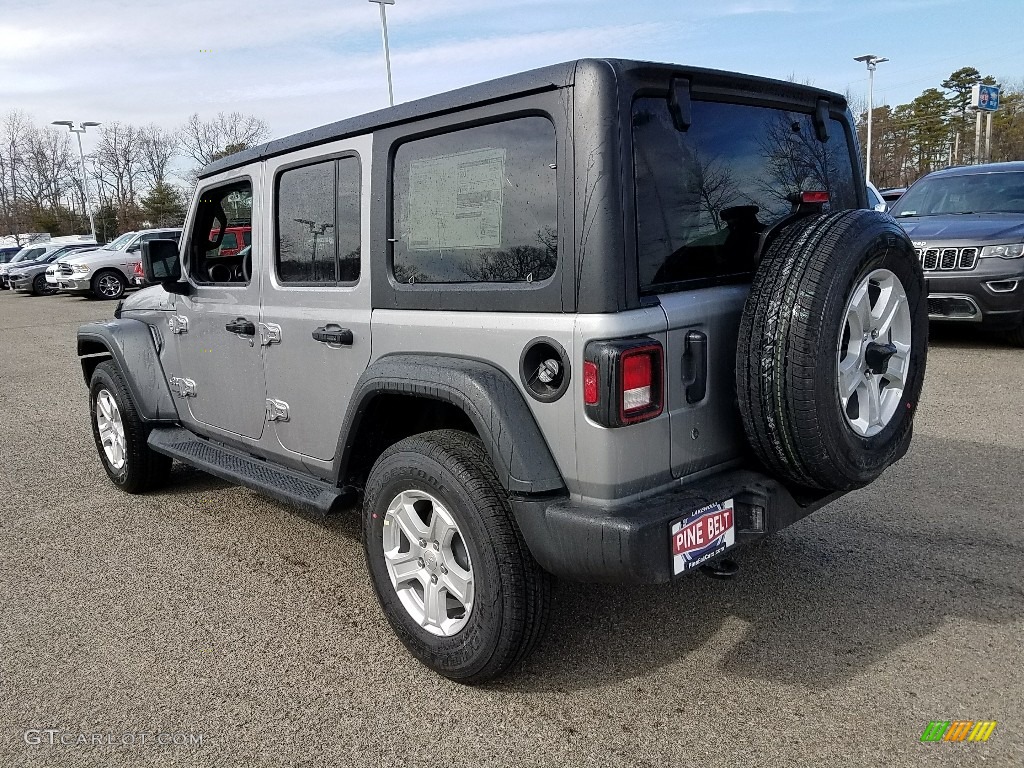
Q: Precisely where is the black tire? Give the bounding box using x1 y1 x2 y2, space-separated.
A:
89 360 172 493
362 429 551 683
32 273 52 295
737 209 928 491
92 269 126 300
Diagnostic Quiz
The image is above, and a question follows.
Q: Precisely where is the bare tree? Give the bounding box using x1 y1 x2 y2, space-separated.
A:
92 122 145 230
0 111 33 242
689 151 740 231
137 124 178 186
178 112 270 169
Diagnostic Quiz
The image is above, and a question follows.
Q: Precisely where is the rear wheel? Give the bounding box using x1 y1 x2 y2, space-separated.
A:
92 270 126 300
362 429 551 683
737 209 928 491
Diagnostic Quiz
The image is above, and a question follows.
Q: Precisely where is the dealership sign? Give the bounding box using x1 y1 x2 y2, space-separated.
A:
972 84 1000 112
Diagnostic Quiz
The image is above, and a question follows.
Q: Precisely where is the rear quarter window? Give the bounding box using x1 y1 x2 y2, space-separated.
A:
391 116 557 284
632 98 858 293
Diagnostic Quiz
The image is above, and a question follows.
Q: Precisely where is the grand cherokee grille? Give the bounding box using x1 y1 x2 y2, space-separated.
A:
914 247 978 272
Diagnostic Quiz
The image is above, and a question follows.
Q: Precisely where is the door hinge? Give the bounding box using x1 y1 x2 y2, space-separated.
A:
169 376 196 398
259 322 282 346
168 315 189 334
265 398 290 422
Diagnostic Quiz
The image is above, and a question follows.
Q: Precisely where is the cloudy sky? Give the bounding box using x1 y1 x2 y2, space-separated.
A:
2 0 1020 166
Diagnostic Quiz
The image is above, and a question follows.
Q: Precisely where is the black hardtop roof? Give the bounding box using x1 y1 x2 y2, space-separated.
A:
199 58 849 179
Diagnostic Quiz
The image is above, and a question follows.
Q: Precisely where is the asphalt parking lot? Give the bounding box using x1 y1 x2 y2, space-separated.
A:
1 289 1022 767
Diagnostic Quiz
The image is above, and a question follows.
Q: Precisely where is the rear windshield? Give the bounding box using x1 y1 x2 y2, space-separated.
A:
891 171 1024 217
633 98 858 293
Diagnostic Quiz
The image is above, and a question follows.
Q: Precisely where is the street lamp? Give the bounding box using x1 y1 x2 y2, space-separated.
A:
854 55 888 185
52 120 101 242
368 0 396 107
295 218 334 281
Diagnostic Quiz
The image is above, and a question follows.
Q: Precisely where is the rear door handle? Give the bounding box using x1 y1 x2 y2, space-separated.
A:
312 324 353 346
225 317 256 335
682 330 708 404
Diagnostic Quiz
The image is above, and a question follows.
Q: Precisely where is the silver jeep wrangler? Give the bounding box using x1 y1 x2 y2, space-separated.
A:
78 59 927 683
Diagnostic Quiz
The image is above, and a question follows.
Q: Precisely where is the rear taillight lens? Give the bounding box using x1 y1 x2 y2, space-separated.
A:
583 337 664 427
619 344 663 423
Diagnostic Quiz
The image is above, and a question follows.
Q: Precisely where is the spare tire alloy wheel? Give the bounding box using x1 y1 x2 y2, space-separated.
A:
838 269 912 437
737 209 928 492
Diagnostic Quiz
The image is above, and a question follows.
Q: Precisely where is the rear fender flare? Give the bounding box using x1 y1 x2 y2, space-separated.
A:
337 355 566 495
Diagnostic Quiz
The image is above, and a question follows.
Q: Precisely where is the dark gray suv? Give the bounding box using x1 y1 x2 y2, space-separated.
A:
77 59 927 682
891 161 1024 344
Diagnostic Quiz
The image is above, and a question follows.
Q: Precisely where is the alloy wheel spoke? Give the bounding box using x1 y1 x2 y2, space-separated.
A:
873 284 905 338
863 376 883 428
392 498 430 543
429 510 456 545
838 357 862 401
421 581 445 628
385 549 422 584
442 566 472 606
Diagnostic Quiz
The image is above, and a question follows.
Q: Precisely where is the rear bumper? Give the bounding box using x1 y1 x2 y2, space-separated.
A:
511 467 843 584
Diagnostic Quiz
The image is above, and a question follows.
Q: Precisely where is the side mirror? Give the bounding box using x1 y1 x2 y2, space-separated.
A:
127 241 141 253
141 239 189 294
874 202 888 213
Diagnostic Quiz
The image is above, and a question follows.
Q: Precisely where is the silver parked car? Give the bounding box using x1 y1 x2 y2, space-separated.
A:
55 228 182 299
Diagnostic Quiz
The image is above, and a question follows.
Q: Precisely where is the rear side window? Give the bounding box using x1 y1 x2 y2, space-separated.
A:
632 98 858 292
276 156 361 284
392 116 557 284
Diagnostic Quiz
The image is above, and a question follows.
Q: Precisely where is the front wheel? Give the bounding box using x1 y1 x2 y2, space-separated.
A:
89 361 172 493
32 273 55 295
362 429 551 683
92 270 126 300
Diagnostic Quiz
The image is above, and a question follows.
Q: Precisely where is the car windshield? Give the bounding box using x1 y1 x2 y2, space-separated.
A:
104 233 136 251
891 171 1024 217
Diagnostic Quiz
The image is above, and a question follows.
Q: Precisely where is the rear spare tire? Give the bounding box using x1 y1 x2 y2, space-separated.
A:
736 209 927 491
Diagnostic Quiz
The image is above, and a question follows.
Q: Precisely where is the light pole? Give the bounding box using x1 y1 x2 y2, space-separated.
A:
52 120 100 241
854 55 888 185
295 218 334 281
368 0 396 107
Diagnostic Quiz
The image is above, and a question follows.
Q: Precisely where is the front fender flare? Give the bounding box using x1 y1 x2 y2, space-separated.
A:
338 355 566 495
77 320 178 422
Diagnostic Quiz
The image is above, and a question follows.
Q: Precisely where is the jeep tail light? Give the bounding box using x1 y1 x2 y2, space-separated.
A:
583 361 599 405
619 344 662 423
583 337 664 427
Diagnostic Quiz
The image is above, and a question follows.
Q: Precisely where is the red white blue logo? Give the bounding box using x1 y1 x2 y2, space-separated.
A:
671 499 735 575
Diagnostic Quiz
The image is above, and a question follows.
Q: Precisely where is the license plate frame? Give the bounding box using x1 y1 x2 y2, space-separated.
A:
670 498 736 575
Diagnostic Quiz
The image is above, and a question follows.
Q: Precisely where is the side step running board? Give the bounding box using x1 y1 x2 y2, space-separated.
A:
148 426 354 516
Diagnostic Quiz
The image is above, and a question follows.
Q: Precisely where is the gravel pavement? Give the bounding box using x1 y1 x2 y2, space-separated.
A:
1 290 1022 767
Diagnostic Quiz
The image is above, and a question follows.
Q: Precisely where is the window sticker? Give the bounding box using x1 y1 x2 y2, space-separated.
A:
407 148 505 250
